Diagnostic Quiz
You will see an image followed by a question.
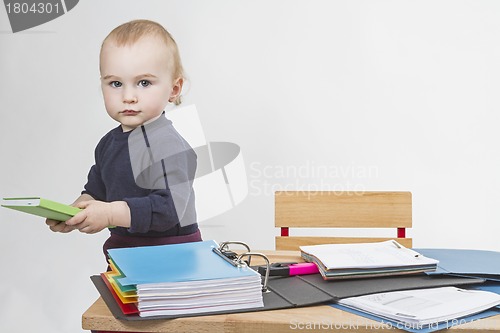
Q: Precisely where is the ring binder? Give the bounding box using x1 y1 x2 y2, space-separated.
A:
218 241 252 265
219 241 251 252
212 247 239 266
237 252 270 293
212 241 271 292
91 242 489 321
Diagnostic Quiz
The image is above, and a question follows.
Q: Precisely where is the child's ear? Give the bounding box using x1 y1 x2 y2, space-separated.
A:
169 77 184 103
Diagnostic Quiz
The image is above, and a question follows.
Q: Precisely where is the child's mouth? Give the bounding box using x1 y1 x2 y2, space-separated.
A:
122 110 140 115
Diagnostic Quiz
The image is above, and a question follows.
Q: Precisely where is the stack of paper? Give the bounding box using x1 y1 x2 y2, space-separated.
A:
338 286 500 328
300 240 438 280
102 240 264 317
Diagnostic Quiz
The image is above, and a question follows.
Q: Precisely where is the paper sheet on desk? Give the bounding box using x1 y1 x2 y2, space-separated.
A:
337 287 500 327
331 303 500 333
333 284 500 332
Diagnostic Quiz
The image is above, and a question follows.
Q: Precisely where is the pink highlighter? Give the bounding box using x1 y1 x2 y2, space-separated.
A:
288 262 320 276
258 262 320 277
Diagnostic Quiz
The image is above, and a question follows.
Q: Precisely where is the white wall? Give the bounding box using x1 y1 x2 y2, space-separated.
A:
1 1 499 332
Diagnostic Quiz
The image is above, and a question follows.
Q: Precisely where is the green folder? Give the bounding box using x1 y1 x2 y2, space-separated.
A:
1 197 81 221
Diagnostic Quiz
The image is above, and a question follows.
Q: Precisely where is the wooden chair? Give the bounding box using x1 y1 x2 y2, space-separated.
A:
275 191 412 250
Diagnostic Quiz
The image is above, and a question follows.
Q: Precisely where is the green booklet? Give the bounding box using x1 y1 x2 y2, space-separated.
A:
1 197 81 222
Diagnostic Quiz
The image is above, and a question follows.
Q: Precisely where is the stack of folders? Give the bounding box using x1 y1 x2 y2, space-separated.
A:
101 240 264 317
300 240 439 280
337 286 500 328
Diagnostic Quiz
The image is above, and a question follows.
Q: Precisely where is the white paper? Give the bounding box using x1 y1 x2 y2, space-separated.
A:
339 286 500 326
300 240 438 269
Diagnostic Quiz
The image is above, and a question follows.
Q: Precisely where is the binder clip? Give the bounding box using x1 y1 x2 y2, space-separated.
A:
213 241 270 293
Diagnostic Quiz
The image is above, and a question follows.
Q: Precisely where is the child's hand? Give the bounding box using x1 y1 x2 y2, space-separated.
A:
65 200 114 234
65 200 131 233
46 219 77 233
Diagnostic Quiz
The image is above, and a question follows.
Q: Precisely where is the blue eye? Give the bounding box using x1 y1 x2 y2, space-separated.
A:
110 81 122 88
138 80 151 87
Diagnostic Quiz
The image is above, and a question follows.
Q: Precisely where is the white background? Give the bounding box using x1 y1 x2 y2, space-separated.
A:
1 1 500 332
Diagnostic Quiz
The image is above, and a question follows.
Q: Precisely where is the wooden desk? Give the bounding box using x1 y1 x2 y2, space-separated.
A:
82 251 500 333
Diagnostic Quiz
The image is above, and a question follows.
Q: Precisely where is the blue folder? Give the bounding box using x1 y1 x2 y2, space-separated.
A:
414 248 500 281
107 240 260 287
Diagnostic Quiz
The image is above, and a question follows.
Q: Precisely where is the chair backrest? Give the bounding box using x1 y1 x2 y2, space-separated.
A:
275 191 412 250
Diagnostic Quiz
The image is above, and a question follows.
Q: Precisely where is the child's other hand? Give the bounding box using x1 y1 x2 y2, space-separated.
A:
46 219 77 233
65 200 113 234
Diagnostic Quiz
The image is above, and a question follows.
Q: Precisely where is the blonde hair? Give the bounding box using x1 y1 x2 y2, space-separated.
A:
101 19 185 105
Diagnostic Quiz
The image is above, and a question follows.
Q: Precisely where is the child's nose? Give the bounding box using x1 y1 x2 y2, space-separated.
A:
123 88 138 104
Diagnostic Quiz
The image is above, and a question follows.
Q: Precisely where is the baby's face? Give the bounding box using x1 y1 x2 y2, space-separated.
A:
100 36 181 131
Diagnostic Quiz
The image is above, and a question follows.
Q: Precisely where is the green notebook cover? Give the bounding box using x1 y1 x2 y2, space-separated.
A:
1 197 81 221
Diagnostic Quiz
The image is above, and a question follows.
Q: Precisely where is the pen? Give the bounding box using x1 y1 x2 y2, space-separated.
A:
392 240 402 248
393 240 421 258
